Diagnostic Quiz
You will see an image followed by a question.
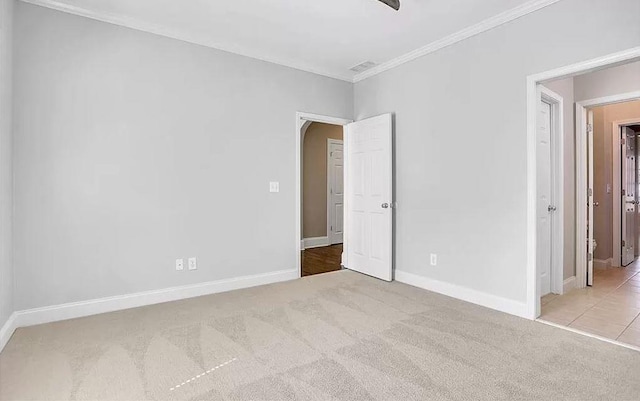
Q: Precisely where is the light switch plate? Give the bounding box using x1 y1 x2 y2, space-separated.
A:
188 257 197 270
176 259 184 271
269 181 280 193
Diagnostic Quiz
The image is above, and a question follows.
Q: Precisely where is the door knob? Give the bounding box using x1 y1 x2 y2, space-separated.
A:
548 205 557 212
594 202 600 207
381 203 389 209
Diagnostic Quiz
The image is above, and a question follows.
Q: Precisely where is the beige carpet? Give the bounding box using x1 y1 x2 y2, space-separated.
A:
1 271 640 401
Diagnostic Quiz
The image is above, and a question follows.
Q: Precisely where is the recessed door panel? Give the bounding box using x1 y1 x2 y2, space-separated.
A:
345 114 393 281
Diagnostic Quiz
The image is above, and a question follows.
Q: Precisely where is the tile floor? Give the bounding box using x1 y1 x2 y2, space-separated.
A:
540 259 640 346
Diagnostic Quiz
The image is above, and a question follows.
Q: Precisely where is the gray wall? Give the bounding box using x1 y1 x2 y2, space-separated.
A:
13 3 353 310
575 61 640 102
0 0 13 327
354 0 640 303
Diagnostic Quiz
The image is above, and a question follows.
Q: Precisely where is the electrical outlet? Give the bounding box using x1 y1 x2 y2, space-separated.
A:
269 181 280 193
430 253 437 266
176 259 184 271
188 257 197 270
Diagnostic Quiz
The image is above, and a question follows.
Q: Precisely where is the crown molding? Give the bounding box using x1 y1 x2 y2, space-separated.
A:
20 0 355 83
21 0 561 85
353 0 562 82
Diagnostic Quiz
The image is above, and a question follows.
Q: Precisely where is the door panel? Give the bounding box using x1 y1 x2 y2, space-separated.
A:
328 140 344 244
587 111 594 286
345 114 393 281
622 127 636 266
537 100 552 296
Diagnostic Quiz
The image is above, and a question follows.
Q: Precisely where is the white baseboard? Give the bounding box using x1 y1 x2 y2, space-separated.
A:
303 236 330 249
563 276 576 293
5 268 298 344
395 270 528 319
594 258 612 270
0 312 18 354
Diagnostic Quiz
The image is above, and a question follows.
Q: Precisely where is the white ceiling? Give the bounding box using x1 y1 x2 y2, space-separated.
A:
25 0 554 81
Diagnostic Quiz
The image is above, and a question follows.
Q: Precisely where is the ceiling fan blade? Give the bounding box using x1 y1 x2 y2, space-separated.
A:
378 0 400 10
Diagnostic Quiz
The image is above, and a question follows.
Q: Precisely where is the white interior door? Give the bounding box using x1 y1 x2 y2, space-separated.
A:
537 99 552 296
328 139 344 244
622 126 636 266
587 110 594 286
345 113 393 281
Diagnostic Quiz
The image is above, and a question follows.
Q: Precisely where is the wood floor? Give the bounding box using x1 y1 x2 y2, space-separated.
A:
302 244 343 277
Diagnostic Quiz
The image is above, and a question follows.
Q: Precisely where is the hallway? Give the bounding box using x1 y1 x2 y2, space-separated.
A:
540 261 640 346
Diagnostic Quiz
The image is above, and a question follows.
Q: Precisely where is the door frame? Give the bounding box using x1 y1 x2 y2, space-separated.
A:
538 85 565 297
296 112 352 278
613 118 640 267
526 46 640 319
327 138 344 245
575 93 640 288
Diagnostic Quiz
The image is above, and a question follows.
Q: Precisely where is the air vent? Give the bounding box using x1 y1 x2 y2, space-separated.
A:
350 61 377 73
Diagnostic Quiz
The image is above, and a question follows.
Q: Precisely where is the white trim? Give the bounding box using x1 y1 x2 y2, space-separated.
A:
296 113 352 278
11 269 297 329
0 312 18 354
574 104 589 290
395 270 529 319
562 276 576 293
354 0 561 82
327 138 344 245
539 85 564 296
527 46 640 320
613 118 640 267
579 91 640 108
536 319 640 353
303 236 330 249
20 0 354 83
528 48 640 85
594 258 612 270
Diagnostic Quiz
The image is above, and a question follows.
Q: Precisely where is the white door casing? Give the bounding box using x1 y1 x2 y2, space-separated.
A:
537 100 552 296
328 139 344 244
295 112 352 277
587 110 594 286
345 113 393 281
622 126 636 266
527 49 640 320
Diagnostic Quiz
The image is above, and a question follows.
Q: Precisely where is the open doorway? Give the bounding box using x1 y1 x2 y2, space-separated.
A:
579 99 640 286
295 112 395 281
301 122 344 276
533 57 640 345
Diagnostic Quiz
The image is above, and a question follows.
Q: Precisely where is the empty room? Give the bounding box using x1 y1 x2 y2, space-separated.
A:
1 0 640 400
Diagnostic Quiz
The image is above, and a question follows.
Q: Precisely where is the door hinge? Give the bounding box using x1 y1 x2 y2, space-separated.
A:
330 225 333 231
588 253 593 261
622 137 626 145
623 189 626 196
588 188 593 197
587 124 593 134
622 240 626 247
